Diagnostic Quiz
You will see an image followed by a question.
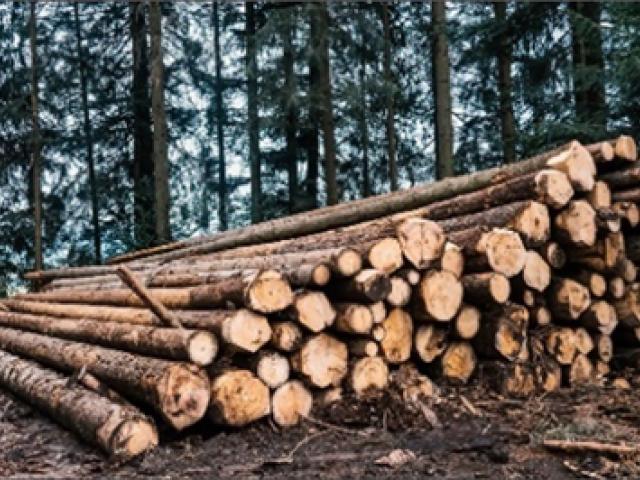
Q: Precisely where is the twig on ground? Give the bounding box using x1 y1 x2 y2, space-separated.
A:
544 439 639 456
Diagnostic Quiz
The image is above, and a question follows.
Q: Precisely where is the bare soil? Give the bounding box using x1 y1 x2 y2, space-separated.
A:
2 372 640 479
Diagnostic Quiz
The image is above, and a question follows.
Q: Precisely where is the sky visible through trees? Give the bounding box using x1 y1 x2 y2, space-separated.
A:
1 1 639 294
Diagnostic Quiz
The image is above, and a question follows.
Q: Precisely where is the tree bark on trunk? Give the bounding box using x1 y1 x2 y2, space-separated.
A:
0 350 158 459
149 0 170 243
246 1 261 223
0 326 210 430
358 5 370 197
212 2 228 230
29 0 43 272
431 0 454 179
129 2 155 247
282 6 299 213
74 3 101 264
493 1 516 164
381 2 398 190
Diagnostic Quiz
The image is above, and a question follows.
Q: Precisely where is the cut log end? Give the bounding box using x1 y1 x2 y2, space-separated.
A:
414 324 448 363
482 229 527 278
271 380 313 427
160 365 210 430
541 242 566 269
441 342 476 384
554 200 597 247
256 351 290 389
311 264 332 286
369 301 387 324
462 272 510 305
546 328 577 366
209 370 270 427
549 278 591 321
386 277 412 307
614 135 637 161
270 321 303 352
534 169 574 209
380 308 413 364
112 419 159 459
396 218 446 269
291 334 348 388
246 270 294 313
335 248 363 277
223 310 272 353
350 356 389 396
334 303 373 335
290 291 336 333
546 141 596 192
510 201 550 246
588 181 612 210
368 237 404 274
522 251 551 292
440 242 464 279
419 270 464 321
454 305 481 340
187 332 219 366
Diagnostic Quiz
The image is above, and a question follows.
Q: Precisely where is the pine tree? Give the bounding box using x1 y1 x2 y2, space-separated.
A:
245 1 261 224
29 0 42 271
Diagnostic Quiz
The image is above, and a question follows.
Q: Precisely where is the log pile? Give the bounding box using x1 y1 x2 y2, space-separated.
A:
1 136 640 459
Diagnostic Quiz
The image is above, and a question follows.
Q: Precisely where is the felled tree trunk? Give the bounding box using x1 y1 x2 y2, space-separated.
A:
290 334 348 388
208 369 270 427
271 380 313 427
0 350 158 459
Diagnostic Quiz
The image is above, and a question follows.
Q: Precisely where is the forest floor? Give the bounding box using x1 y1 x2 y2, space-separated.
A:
2 373 640 479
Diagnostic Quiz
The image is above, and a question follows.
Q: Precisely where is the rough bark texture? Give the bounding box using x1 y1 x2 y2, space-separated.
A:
0 350 158 459
245 1 261 223
493 1 516 164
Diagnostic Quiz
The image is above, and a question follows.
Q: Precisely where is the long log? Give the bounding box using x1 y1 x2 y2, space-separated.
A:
0 311 217 366
99 142 592 266
0 350 158 459
452 228 527 278
0 327 210 430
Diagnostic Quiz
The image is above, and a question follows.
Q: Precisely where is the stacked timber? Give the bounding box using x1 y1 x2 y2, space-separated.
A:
1 136 640 459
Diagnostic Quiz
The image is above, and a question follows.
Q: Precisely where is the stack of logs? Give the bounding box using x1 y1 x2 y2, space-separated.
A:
1 136 640 460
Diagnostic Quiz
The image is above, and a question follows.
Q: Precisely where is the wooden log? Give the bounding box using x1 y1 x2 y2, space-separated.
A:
285 291 336 333
581 300 618 335
0 327 210 430
573 270 607 298
592 333 613 363
565 353 593 386
574 327 594 355
369 301 387 324
360 237 404 274
545 327 577 365
20 270 294 314
371 325 386 342
0 311 218 366
482 361 536 398
594 360 610 378
586 181 611 209
453 228 527 278
253 351 290 389
414 324 448 363
100 142 591 266
438 201 550 247
452 305 481 340
414 270 463 321
540 242 566 270
333 303 373 335
271 380 313 427
386 276 412 307
608 277 626 299
290 334 348 388
379 308 413 364
391 364 438 402
270 321 303 352
612 201 639 228
348 339 379 357
586 140 615 162
613 284 640 328
191 309 271 354
554 200 597 247
349 356 389 396
0 350 158 459
395 267 420 286
543 439 639 456
599 165 640 190
325 269 391 303
461 272 510 305
625 235 640 263
474 304 528 361
547 278 591 321
440 342 476 384
521 250 551 292
209 370 270 426
439 242 464 279
395 218 446 269
533 355 562 392
611 134 637 161
612 187 640 203
595 207 621 233
531 306 552 327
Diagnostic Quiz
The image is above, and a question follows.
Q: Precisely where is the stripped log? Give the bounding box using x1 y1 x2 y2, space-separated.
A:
0 327 210 430
0 311 217 366
209 370 270 426
0 350 158 459
271 380 313 427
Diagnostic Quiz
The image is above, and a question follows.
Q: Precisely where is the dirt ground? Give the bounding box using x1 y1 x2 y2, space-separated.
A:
2 373 640 479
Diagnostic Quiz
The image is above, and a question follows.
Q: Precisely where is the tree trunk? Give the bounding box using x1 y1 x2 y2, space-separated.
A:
381 2 398 190
358 5 370 197
0 311 217 366
569 1 606 137
29 0 42 272
209 369 270 426
212 1 228 230
311 2 338 204
73 3 101 264
380 308 413 364
0 350 158 459
493 1 516 164
245 1 261 224
282 6 299 213
271 380 313 427
0 327 210 430
290 333 348 387
431 0 454 179
349 356 389 395
130 1 155 247
284 291 335 333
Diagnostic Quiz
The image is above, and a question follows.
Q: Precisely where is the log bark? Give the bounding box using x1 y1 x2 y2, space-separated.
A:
285 291 336 333
473 304 528 361
540 242 566 269
440 341 476 384
271 380 313 427
0 311 217 366
0 350 158 459
0 327 210 430
600 165 640 190
333 303 373 335
325 269 391 303
545 327 577 365
414 270 463 321
612 187 640 203
414 324 448 363
99 141 592 266
290 334 348 388
547 278 591 321
270 321 303 353
21 270 294 314
554 200 597 247
379 308 413 364
208 369 270 426
349 356 389 396
462 272 510 305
